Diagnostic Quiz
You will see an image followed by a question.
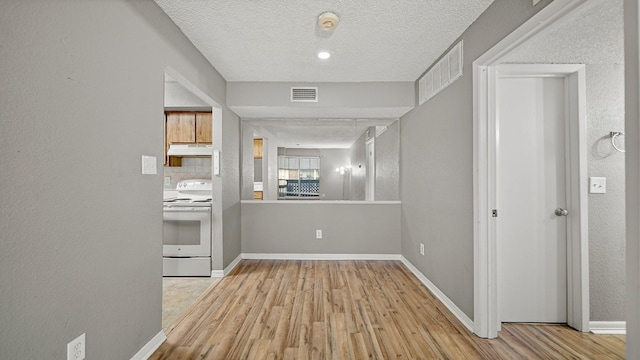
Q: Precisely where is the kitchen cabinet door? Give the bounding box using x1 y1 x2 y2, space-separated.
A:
253 138 263 159
166 112 196 143
195 112 212 143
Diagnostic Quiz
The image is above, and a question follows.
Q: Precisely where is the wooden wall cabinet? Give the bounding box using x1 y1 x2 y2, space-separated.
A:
166 113 196 143
253 138 263 159
164 111 212 166
195 113 212 143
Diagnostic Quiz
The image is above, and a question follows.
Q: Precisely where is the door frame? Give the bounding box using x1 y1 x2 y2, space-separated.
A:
495 65 585 327
164 66 225 275
366 137 375 201
472 0 590 338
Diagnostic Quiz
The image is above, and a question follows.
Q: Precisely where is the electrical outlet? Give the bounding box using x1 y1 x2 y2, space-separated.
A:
420 243 425 256
67 333 85 360
316 229 323 239
164 176 171 185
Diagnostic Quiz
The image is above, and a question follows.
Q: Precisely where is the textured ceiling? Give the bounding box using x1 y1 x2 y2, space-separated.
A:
154 0 494 82
503 0 623 64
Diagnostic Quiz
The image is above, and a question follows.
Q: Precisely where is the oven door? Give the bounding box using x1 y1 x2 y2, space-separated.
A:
163 206 211 257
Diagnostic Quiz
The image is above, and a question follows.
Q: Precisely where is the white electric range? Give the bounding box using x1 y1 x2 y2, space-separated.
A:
163 179 212 277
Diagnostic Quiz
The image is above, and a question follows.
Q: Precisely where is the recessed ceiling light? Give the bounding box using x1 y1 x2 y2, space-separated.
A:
317 51 331 60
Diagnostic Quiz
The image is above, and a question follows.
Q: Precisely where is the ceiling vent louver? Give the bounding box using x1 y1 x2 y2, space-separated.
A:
419 40 463 105
291 87 318 102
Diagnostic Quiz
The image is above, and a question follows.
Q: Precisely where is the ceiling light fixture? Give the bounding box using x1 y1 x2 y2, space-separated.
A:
317 11 340 31
317 51 331 60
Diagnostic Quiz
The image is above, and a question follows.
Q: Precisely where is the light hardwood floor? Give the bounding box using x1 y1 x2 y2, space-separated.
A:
151 260 625 359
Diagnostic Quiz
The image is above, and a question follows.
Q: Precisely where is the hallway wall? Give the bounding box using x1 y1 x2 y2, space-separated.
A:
0 1 239 358
400 0 553 319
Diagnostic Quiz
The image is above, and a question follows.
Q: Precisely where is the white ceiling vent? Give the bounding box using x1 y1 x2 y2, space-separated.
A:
291 87 318 102
419 40 463 105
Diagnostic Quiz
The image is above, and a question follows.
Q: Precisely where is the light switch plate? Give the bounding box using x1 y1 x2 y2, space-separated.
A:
589 177 606 194
141 155 157 175
213 150 220 176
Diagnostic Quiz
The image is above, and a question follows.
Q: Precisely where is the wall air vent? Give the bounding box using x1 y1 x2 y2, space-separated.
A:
419 40 463 105
291 87 318 102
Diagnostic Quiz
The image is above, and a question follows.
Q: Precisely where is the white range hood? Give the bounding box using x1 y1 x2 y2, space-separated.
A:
167 144 212 157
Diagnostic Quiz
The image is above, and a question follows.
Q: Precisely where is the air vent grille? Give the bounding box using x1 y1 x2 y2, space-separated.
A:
419 40 463 105
291 87 318 102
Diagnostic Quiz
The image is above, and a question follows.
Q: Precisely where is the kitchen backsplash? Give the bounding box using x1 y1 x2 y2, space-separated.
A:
164 158 211 188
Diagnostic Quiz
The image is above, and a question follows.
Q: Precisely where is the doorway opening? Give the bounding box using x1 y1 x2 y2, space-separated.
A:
162 66 224 331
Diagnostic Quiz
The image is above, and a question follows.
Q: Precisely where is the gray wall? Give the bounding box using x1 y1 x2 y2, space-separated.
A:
227 81 414 118
375 121 400 201
222 109 242 269
319 149 351 200
347 123 400 201
400 0 552 319
164 81 210 110
241 203 401 254
348 130 368 200
0 1 240 358
587 65 626 321
624 0 640 355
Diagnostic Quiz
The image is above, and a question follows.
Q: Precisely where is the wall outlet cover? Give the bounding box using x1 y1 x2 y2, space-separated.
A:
67 333 85 360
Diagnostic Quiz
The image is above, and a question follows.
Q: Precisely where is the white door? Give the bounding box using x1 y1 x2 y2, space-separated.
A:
366 139 375 201
497 76 568 323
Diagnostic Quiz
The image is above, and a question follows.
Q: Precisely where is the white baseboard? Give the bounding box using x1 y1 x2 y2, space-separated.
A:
211 254 243 277
400 256 474 333
590 321 626 334
130 330 166 360
224 254 242 275
241 253 402 261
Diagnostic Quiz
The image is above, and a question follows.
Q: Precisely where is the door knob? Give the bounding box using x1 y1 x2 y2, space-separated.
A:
555 208 569 216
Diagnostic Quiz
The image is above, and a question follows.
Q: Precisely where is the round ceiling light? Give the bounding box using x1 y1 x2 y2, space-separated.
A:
317 11 339 31
317 51 331 60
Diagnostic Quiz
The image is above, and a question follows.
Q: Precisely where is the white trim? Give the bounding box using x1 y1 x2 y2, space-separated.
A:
211 254 242 277
400 256 474 333
473 0 588 66
241 253 401 261
224 254 242 275
472 0 590 339
589 321 626 335
493 64 590 332
130 330 166 360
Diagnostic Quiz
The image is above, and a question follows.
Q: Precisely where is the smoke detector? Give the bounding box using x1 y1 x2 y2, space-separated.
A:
317 11 340 31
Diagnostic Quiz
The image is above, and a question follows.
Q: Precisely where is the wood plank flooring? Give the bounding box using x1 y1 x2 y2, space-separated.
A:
151 260 625 359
